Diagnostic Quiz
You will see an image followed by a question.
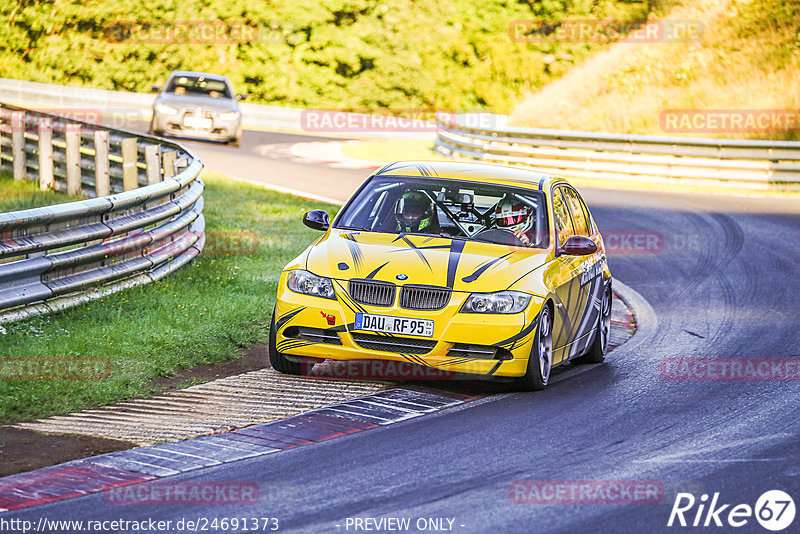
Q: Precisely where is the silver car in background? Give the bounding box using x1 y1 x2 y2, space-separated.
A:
150 71 245 146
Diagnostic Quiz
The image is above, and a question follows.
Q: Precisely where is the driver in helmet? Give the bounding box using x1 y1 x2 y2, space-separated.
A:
394 190 439 234
493 196 536 246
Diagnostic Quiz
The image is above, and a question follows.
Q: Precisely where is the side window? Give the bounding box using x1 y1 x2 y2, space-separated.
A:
552 187 574 247
563 188 590 237
577 193 596 235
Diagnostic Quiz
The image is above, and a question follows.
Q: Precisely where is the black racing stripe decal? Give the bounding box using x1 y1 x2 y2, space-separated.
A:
277 306 306 329
365 261 389 279
462 252 513 283
276 340 314 351
441 358 476 365
496 311 540 349
396 235 433 271
341 234 364 272
486 360 504 376
416 164 429 177
334 280 368 315
328 322 355 333
374 162 395 175
446 239 466 288
554 297 573 348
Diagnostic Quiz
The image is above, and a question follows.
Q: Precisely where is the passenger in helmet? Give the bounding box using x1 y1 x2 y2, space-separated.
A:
394 191 439 234
493 196 536 246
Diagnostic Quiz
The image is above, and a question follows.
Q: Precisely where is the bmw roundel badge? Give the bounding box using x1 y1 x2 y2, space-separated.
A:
396 274 409 281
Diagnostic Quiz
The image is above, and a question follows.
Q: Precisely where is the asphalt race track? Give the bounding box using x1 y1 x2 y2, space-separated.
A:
7 130 800 533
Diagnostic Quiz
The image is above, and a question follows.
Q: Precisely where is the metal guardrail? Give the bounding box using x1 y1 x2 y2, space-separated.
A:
0 77 435 140
435 115 800 190
0 103 205 323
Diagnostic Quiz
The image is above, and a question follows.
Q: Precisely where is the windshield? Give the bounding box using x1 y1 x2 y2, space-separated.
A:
166 75 231 99
335 176 550 248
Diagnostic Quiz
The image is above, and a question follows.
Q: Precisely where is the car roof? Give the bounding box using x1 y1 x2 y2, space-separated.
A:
373 161 566 192
168 71 230 82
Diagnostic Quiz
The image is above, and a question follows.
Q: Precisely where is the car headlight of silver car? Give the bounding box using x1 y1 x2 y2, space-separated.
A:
219 111 240 121
286 270 336 300
461 291 531 314
154 103 178 115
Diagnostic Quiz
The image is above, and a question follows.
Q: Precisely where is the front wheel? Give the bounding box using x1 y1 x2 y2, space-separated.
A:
517 305 553 391
268 311 302 375
579 282 612 364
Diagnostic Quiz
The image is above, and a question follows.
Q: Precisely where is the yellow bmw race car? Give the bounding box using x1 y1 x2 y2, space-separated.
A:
270 161 612 390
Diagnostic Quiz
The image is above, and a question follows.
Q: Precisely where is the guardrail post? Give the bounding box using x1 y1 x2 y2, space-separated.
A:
94 130 110 197
144 144 161 184
12 111 25 180
121 137 138 191
162 150 176 179
65 123 82 195
38 118 54 191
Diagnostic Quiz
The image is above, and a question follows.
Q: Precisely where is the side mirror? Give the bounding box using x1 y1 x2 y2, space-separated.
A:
302 210 329 231
236 94 247 101
558 235 597 256
151 85 161 93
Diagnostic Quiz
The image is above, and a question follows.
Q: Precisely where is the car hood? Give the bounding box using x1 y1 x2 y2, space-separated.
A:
304 229 549 293
154 94 239 113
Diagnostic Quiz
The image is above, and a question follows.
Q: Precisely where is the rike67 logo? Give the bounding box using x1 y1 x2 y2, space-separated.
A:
668 490 795 531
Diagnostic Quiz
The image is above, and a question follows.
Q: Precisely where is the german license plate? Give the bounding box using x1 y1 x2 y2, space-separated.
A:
354 313 434 337
184 116 212 129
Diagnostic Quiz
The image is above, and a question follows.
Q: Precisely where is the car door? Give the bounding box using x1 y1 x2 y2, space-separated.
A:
561 186 604 357
549 185 585 365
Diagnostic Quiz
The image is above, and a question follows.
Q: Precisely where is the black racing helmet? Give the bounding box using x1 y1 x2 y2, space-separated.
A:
395 191 434 232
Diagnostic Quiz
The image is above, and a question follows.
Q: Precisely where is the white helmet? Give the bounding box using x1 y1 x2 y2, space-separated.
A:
494 198 533 234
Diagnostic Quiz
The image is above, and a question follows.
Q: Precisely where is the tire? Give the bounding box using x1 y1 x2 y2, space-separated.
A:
268 310 302 375
149 122 164 137
579 282 612 364
228 136 241 147
517 304 553 391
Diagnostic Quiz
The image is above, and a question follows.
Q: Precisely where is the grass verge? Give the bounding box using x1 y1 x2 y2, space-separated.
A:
0 172 83 212
0 172 337 423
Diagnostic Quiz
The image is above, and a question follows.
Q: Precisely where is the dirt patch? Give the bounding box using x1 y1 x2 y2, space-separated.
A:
148 343 268 392
0 428 134 478
0 345 269 478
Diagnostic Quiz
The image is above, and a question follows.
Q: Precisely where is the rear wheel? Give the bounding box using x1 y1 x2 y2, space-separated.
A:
580 282 612 364
517 305 553 391
268 311 302 375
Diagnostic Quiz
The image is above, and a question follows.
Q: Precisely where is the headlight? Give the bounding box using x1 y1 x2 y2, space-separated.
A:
286 270 336 300
154 103 178 115
219 111 240 121
461 291 531 314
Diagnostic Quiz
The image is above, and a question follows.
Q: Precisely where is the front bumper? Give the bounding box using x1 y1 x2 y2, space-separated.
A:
274 274 544 379
152 112 241 142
